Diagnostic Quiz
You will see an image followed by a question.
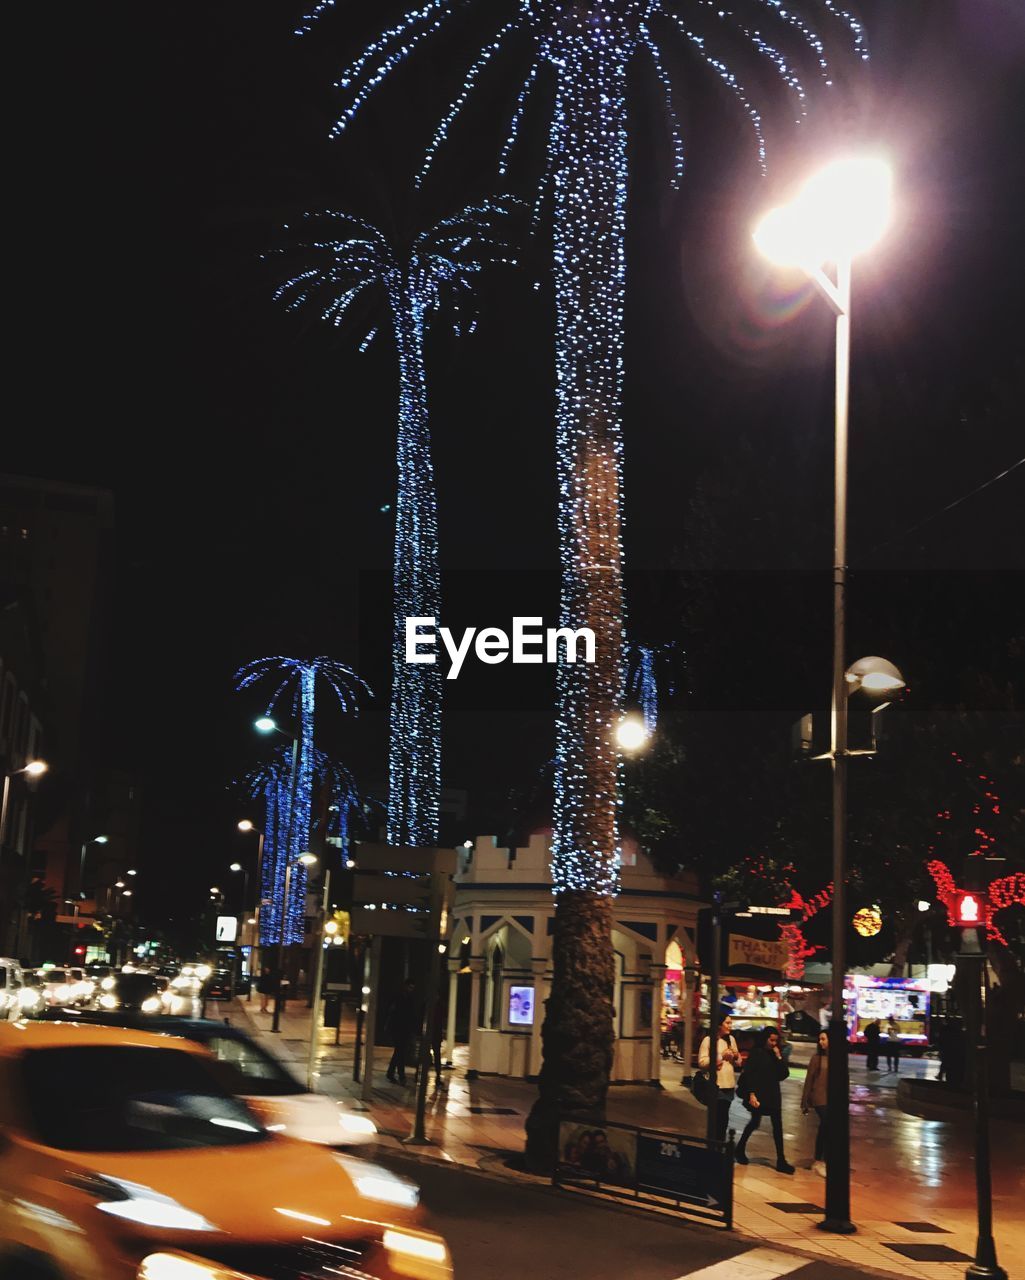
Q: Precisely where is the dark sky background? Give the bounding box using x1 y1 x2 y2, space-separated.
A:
10 2 1024 919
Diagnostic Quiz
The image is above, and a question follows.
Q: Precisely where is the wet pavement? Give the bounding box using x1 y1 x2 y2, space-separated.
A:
228 998 1024 1280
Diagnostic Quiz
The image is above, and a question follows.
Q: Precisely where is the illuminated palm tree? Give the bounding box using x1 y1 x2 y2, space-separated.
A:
235 655 369 941
299 0 865 1163
272 201 520 847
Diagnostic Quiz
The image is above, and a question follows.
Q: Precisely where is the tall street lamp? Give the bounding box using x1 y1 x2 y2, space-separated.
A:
755 154 894 1236
236 818 266 997
0 759 48 848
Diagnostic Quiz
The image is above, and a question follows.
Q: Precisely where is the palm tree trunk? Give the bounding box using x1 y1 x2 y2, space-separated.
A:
526 12 630 1171
388 286 442 846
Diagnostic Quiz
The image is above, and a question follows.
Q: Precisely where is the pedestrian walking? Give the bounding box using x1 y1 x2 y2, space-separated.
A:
385 979 418 1086
864 1017 881 1071
697 1014 740 1143
801 1030 829 1177
426 987 447 1089
735 1027 795 1174
885 1016 901 1073
256 964 275 1015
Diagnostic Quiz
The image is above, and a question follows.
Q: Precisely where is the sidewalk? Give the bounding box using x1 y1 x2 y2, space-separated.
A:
229 998 1024 1280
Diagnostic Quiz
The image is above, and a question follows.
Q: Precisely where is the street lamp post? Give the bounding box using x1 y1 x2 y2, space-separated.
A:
755 156 893 1236
253 716 304 1033
953 877 1008 1280
0 759 48 848
306 868 332 1090
236 819 266 999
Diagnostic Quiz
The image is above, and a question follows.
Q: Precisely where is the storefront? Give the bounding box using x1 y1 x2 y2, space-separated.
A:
449 835 704 1083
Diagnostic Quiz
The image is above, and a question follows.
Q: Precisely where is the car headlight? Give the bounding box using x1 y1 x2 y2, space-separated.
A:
99 993 119 1009
355 1173 419 1210
56 984 71 1000
19 990 41 1009
138 1253 248 1279
338 1112 378 1137
101 976 117 991
141 997 161 1013
383 1228 449 1266
97 1181 216 1232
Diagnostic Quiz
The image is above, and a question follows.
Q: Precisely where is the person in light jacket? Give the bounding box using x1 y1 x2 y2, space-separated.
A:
698 1014 740 1142
801 1029 829 1176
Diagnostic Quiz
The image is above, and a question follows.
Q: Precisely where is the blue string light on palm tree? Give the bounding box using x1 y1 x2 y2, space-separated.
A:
242 746 361 946
298 0 865 898
236 656 370 941
271 202 520 848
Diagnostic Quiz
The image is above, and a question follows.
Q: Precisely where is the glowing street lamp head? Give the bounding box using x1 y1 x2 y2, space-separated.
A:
754 155 893 269
845 656 906 697
24 759 49 778
614 714 649 754
93 834 109 844
229 863 243 873
298 853 319 868
254 716 277 734
237 819 255 833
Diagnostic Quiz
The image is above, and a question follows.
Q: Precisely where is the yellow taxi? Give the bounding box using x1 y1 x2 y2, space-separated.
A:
0 1021 451 1280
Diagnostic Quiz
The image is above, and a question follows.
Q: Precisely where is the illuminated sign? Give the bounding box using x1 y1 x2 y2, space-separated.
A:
508 985 534 1026
215 916 238 942
953 891 986 928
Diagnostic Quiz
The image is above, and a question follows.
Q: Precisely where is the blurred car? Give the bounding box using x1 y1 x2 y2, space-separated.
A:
159 1018 379 1148
202 968 234 1002
0 958 25 1020
67 967 95 1006
0 1021 450 1280
14 969 46 1019
37 967 78 1009
36 1011 379 1149
97 972 164 1015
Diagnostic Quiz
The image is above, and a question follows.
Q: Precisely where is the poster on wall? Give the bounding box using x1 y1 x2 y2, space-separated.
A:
508 985 534 1026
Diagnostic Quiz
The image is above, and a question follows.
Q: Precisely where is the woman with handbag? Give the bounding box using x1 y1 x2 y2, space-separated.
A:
735 1027 794 1173
697 1014 740 1142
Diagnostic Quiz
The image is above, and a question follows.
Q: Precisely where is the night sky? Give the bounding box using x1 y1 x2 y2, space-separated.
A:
10 2 1024 920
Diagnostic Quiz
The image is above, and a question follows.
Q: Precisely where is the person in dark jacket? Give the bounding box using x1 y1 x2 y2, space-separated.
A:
735 1027 794 1173
386 979 419 1086
256 965 275 1015
864 1017 881 1071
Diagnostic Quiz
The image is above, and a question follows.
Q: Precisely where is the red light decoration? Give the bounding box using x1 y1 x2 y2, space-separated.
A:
927 862 1025 947
779 883 834 980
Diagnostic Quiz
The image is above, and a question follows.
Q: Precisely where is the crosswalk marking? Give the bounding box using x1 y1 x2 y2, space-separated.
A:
672 1245 810 1280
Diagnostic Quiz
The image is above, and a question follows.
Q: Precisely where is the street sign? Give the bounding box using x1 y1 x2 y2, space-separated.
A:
350 907 432 939
554 1118 733 1228
352 874 436 906
215 915 238 942
351 843 458 874
635 1132 729 1210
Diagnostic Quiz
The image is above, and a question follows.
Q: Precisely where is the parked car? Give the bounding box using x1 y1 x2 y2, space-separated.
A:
0 958 25 1020
0 1020 448 1280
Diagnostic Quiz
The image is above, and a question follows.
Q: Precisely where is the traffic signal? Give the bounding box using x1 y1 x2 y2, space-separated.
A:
953 890 986 927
